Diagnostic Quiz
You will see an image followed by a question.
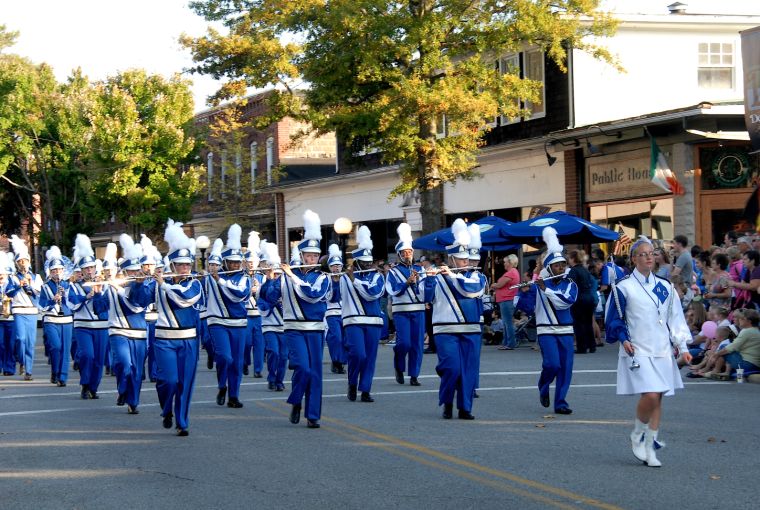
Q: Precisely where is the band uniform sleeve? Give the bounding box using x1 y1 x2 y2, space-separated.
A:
162 280 203 308
542 280 577 309
290 273 330 303
605 286 630 343
666 281 691 353
261 278 282 305
385 268 409 297
66 284 87 311
353 273 385 301
449 273 485 298
423 275 438 303
330 280 342 303
218 275 251 302
38 282 56 311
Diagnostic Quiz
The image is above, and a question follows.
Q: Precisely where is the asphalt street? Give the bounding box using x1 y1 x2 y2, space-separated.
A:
1 335 757 509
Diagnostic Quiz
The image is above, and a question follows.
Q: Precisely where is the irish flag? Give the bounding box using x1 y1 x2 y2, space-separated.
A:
650 137 684 195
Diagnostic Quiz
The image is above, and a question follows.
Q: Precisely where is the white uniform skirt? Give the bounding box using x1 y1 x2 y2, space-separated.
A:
616 355 684 396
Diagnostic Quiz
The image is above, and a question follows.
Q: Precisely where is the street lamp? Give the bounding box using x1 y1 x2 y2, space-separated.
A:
333 217 353 255
196 235 210 272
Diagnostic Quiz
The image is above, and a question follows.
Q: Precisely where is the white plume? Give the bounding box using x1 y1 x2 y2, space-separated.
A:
290 244 301 265
163 219 194 254
6 251 15 270
397 222 413 244
0 251 8 272
226 224 242 250
45 245 62 262
73 234 94 261
451 219 471 247
247 231 261 255
210 238 224 258
103 243 118 266
302 209 322 241
119 233 143 261
140 234 160 261
542 226 563 254
264 242 281 266
468 224 482 251
10 235 29 259
357 225 373 251
95 259 103 275
328 243 341 259
259 239 270 261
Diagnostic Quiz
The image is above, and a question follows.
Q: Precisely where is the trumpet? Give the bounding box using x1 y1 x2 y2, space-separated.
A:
508 273 565 290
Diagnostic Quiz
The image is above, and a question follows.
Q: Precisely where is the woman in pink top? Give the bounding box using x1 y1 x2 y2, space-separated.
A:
491 254 520 350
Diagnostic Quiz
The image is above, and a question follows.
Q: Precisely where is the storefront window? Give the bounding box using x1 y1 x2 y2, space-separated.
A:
590 198 674 244
699 146 753 190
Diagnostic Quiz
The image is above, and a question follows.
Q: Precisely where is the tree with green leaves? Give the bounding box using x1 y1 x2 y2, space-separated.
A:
182 0 618 233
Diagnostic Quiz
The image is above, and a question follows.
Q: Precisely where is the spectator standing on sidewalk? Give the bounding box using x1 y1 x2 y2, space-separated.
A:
491 254 520 350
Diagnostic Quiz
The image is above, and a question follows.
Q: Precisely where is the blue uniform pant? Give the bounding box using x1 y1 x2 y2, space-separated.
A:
155 338 199 431
393 311 425 377
244 316 264 374
324 315 346 364
110 335 147 408
14 314 37 374
210 325 246 398
44 322 73 382
76 327 108 392
537 334 574 411
345 324 381 393
264 331 287 385
285 329 323 421
146 321 157 381
435 333 479 412
1 320 15 373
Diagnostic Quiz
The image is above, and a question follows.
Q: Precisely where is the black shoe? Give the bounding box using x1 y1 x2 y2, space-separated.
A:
575 350 587 354
206 355 213 370
50 374 57 384
442 403 453 419
331 362 339 374
335 362 345 374
307 419 320 429
176 428 189 437
360 392 374 403
347 384 357 402
149 377 156 383
162 413 173 429
555 407 573 415
81 386 90 400
409 377 421 386
127 405 139 415
473 391 479 398
216 387 227 406
289 404 301 424
56 380 66 387
268 382 276 391
105 367 111 376
141 372 146 381
540 393 550 408
458 410 475 420
395 369 404 385
243 365 250 376
253 372 262 378
73 361 79 371
423 348 435 354
227 397 244 409
275 383 285 392
88 390 99 400
2 372 12 376
589 347 596 353
116 393 126 406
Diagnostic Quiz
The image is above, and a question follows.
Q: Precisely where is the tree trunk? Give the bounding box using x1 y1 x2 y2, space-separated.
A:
419 186 444 235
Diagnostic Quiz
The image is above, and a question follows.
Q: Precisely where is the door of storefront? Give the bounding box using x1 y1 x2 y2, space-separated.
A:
696 190 752 246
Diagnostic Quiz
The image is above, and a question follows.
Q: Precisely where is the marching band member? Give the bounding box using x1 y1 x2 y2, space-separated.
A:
154 220 204 436
207 224 250 409
605 235 691 467
243 231 265 378
534 227 578 415
101 243 118 376
341 226 385 403
106 234 153 414
9 235 42 380
325 243 346 374
385 223 427 386
1 252 18 376
201 239 223 370
259 240 286 391
68 234 109 399
39 246 73 387
140 235 162 383
467 223 485 399
262 209 331 429
424 219 485 420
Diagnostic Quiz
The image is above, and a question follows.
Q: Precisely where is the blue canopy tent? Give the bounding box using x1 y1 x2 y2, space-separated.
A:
501 211 619 245
412 215 519 252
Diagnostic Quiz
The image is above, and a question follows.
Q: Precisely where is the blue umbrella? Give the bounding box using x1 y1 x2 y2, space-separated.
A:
501 211 619 245
412 215 518 252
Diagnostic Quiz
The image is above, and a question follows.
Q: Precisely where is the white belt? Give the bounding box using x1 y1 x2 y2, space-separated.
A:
262 325 284 334
207 317 248 328
109 327 148 339
537 325 574 336
145 311 159 322
246 310 261 317
11 307 38 315
325 309 342 317
0 316 13 321
155 327 197 340
392 303 425 313
74 319 108 329
44 315 73 325
283 320 325 332
433 324 482 335
342 316 384 327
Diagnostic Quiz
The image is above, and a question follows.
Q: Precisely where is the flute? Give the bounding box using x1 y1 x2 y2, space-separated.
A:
508 273 565 289
330 268 379 276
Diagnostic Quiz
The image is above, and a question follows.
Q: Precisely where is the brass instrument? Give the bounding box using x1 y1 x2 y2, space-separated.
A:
1 289 11 318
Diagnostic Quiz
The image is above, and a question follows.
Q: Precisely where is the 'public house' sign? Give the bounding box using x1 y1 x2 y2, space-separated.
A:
585 149 668 202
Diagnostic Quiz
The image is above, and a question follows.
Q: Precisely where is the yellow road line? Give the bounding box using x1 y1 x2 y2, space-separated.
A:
257 402 623 510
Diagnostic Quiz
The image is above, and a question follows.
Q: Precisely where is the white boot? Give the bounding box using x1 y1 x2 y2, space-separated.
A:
644 429 662 467
630 419 647 462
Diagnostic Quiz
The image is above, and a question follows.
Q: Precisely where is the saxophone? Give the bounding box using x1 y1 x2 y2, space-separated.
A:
1 288 11 318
